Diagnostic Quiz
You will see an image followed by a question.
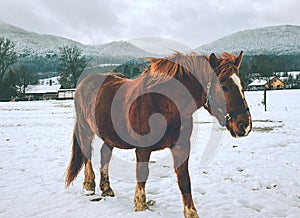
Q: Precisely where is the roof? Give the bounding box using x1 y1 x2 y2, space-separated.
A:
25 84 61 94
248 79 267 87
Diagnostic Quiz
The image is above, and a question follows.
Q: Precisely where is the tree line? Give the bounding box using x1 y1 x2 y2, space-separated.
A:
0 36 88 100
239 54 300 86
1 35 300 100
115 55 300 88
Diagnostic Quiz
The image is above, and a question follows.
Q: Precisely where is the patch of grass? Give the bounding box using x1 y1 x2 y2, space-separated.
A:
54 103 73 108
253 119 282 123
193 121 212 124
252 125 284 132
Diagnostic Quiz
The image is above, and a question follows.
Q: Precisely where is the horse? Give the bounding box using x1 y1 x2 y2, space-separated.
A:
65 51 252 218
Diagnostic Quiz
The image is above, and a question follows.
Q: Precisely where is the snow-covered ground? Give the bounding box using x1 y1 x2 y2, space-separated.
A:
0 90 299 218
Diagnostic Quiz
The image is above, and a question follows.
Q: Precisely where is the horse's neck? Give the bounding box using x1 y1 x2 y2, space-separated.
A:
176 75 208 114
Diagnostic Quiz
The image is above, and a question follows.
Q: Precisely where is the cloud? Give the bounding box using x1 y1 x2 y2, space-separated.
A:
0 0 299 48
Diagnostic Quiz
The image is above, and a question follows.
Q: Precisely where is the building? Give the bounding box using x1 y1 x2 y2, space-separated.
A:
248 76 285 91
23 76 78 100
25 84 61 100
276 71 300 89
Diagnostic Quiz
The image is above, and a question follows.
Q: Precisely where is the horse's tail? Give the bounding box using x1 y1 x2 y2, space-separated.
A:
65 124 85 187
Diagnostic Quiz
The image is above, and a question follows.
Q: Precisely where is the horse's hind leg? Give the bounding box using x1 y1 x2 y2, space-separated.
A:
77 123 96 195
83 159 96 195
134 148 151 211
100 143 115 197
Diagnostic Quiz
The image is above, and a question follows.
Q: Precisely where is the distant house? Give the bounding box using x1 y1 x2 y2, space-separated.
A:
248 78 267 91
24 76 78 100
265 77 285 90
248 76 285 91
25 84 61 100
276 71 300 89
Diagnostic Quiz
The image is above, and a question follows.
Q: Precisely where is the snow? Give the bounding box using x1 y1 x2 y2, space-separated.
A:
0 90 300 217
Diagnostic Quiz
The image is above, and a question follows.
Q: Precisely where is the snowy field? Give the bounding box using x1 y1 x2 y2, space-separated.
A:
0 90 299 218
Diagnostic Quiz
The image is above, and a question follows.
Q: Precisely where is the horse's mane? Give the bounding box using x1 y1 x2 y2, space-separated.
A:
214 52 239 81
147 52 208 85
125 52 239 103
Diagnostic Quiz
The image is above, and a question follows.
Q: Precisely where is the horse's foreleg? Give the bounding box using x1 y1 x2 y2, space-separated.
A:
171 144 199 218
134 148 151 211
100 143 114 197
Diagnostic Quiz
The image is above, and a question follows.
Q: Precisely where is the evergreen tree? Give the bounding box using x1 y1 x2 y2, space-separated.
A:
131 66 140 78
123 65 131 78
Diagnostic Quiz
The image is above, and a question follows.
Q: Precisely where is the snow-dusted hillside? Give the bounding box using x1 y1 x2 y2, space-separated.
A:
0 22 84 56
87 41 153 58
2 22 300 60
0 22 153 58
195 25 300 56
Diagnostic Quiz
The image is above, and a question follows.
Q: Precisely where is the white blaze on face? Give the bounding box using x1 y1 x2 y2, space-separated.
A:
230 73 251 136
245 124 251 136
230 74 244 98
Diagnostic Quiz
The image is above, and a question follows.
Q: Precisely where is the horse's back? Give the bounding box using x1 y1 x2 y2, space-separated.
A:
74 73 128 137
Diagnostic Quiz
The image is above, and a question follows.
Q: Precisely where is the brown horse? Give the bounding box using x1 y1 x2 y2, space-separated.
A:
65 51 252 218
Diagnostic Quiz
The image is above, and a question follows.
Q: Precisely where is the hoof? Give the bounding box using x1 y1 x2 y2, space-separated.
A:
101 187 115 197
83 181 95 195
134 203 149 212
184 206 199 218
83 189 95 196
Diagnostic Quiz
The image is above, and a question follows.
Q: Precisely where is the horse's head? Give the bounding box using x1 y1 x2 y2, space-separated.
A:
205 51 252 138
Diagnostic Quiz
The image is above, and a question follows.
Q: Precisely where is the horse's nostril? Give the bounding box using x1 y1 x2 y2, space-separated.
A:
238 123 246 134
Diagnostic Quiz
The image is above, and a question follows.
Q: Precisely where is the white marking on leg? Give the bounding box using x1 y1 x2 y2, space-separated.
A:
101 163 109 176
134 186 148 211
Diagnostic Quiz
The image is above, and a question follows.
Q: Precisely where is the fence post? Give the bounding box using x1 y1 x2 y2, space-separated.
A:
263 87 267 111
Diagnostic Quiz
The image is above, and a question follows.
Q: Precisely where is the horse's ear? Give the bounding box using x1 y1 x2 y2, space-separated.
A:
234 51 243 69
209 53 218 69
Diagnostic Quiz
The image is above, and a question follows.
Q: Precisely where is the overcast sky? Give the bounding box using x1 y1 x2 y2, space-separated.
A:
0 0 299 48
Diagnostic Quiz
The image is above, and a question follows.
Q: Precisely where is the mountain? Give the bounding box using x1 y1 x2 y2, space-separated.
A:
87 41 153 58
0 22 84 55
2 21 300 62
128 37 191 55
195 25 300 56
0 22 153 59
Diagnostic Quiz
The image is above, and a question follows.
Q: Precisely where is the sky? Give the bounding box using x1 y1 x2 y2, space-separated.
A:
0 0 299 48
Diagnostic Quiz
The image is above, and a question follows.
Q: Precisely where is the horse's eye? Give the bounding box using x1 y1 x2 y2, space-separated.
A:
222 86 229 92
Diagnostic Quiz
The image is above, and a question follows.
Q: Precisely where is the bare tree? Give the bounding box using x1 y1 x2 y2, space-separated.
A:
58 46 88 88
0 37 18 81
15 65 37 94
